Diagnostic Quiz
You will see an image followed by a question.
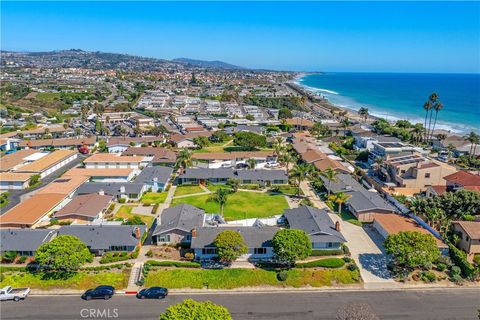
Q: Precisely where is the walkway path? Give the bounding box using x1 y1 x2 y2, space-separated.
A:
299 180 397 289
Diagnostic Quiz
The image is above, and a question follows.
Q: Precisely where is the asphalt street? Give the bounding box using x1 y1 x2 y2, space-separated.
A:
2 288 479 320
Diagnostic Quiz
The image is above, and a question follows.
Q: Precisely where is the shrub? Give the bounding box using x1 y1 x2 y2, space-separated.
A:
473 254 480 267
342 244 350 255
342 257 352 263
450 266 461 277
184 252 194 261
277 270 288 281
118 198 126 203
296 258 345 269
146 250 153 257
2 251 18 263
311 249 344 256
419 271 436 282
436 263 447 272
130 247 140 259
16 256 27 264
347 263 358 271
448 244 476 279
145 260 201 268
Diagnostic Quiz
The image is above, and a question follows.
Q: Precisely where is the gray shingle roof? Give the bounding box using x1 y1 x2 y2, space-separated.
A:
57 225 146 250
321 174 396 213
75 182 144 197
191 226 279 249
0 229 56 253
284 206 346 243
153 204 205 236
135 166 173 185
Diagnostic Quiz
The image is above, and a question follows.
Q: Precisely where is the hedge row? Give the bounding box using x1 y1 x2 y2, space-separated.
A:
448 244 476 279
145 260 201 268
311 249 344 256
296 258 346 269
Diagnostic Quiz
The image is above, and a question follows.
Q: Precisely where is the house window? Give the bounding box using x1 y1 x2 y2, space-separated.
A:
328 242 333 248
400 170 406 174
254 248 267 255
466 236 469 241
425 173 431 178
159 235 170 242
202 248 217 255
185 235 192 241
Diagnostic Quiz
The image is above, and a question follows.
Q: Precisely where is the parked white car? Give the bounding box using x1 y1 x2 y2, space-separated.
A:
0 286 30 302
265 162 280 168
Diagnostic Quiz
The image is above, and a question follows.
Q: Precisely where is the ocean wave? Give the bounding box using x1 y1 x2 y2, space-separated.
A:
298 83 339 95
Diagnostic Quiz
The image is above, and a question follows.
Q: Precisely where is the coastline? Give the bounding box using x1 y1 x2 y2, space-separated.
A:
293 73 473 134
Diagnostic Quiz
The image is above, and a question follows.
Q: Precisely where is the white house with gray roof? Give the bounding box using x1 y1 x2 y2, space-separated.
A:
283 206 346 250
177 168 288 186
134 166 173 192
75 182 145 201
0 229 57 256
191 226 279 261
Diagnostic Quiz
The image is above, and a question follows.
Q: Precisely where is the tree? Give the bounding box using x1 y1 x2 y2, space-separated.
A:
211 130 229 143
29 174 40 187
272 229 311 264
272 136 285 157
227 178 240 192
193 136 210 149
213 230 248 262
290 163 314 196
176 149 193 171
429 100 443 142
233 131 267 150
328 192 350 214
208 188 230 216
97 139 107 152
245 114 255 121
384 231 440 270
246 158 257 169
280 152 296 175
321 167 338 196
341 118 350 136
464 131 480 157
123 215 145 225
278 107 293 119
358 107 369 123
35 235 91 270
159 299 232 320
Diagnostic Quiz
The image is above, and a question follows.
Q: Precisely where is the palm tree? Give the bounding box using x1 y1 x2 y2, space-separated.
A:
290 163 314 196
412 123 425 145
280 152 296 175
341 118 350 136
429 101 443 142
320 167 338 196
246 158 256 169
425 93 439 143
272 137 285 157
358 107 369 123
227 178 240 192
208 188 230 216
423 100 433 142
328 192 350 214
176 149 193 172
464 131 480 158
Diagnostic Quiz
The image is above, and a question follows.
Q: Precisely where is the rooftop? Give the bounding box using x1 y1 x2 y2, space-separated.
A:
52 194 113 219
153 204 205 235
83 153 145 163
15 150 77 173
37 175 89 195
452 221 480 239
0 149 37 171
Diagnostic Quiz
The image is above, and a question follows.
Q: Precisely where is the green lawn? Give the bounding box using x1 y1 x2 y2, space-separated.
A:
171 191 289 220
192 141 232 154
272 185 304 196
144 268 360 289
0 269 130 290
339 211 362 226
141 192 167 205
206 184 232 192
174 185 206 197
113 206 155 227
35 92 60 103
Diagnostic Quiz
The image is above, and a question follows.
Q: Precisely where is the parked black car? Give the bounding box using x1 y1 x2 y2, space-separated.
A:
136 287 168 299
82 286 115 300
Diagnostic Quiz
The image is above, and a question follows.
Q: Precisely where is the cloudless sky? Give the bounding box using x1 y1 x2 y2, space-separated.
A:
1 1 479 73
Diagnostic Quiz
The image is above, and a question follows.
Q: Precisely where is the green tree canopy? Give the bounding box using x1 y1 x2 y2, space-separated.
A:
213 230 248 262
159 299 232 320
193 136 210 149
384 231 440 269
35 235 91 270
272 229 312 264
233 131 267 150
278 107 293 119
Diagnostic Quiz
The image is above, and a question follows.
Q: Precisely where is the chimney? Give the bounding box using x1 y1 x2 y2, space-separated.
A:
153 177 158 183
120 185 126 194
98 189 105 196
191 228 197 238
335 221 340 232
134 227 141 239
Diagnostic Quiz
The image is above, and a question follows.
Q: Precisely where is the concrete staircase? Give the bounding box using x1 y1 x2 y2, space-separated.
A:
127 262 143 291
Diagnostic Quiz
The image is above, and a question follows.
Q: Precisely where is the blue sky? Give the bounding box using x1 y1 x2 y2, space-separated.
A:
2 1 479 73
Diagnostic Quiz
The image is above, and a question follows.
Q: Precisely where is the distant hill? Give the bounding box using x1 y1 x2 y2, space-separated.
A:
172 58 246 70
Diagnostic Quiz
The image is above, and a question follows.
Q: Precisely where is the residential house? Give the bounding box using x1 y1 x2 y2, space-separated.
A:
300 149 350 173
19 137 96 150
443 171 480 193
373 214 448 253
134 166 173 192
0 137 20 151
63 168 136 182
0 229 57 256
369 141 425 162
52 194 113 223
285 117 315 130
321 173 396 222
14 150 78 178
122 147 176 166
177 168 288 186
84 153 147 169
451 221 480 262
191 226 279 261
58 225 146 255
0 173 33 190
224 125 266 135
152 204 205 244
192 151 277 169
0 149 37 172
75 182 145 201
106 136 162 153
169 131 212 148
283 206 346 250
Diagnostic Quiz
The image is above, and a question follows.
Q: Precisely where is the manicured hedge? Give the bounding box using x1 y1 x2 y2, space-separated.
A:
145 260 201 268
311 249 344 256
296 258 346 269
448 244 476 279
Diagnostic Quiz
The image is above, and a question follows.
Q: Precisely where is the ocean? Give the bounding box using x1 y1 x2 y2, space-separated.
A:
297 73 480 134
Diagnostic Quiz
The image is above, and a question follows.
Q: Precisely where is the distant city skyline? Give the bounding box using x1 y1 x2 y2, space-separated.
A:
1 1 479 73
